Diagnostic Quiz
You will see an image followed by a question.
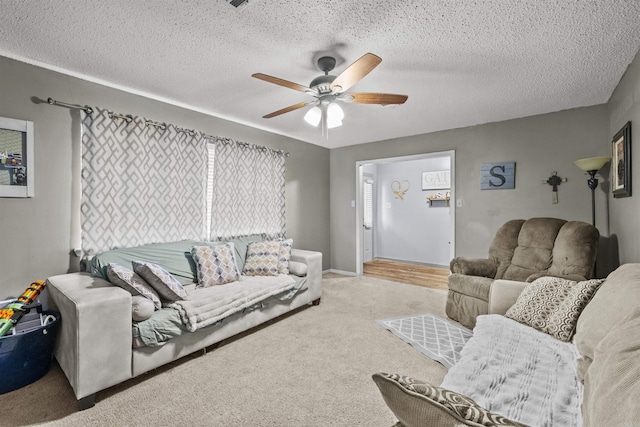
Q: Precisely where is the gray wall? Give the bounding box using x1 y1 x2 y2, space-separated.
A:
0 55 330 299
331 105 610 275
374 157 451 266
608 49 640 266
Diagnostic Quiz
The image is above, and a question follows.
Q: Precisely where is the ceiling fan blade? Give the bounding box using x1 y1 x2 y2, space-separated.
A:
348 93 408 105
330 53 382 93
252 73 312 93
262 101 313 119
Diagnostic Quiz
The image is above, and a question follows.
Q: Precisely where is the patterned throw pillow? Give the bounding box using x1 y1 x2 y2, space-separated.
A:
505 276 604 342
106 263 161 309
132 260 189 302
277 238 293 275
372 373 522 426
243 240 282 276
191 243 241 287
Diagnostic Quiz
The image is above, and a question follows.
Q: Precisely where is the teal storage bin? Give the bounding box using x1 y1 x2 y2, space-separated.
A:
0 310 60 394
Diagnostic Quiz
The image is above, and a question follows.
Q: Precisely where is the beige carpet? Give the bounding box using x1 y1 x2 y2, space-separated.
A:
3 276 449 426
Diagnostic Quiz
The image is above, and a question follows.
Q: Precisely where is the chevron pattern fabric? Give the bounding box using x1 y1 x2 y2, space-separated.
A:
377 313 473 368
81 108 207 255
210 139 286 241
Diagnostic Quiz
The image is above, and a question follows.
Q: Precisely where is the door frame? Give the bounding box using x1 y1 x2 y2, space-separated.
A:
355 150 456 276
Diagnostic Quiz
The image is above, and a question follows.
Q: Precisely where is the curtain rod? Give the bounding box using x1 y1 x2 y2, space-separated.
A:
47 97 93 114
46 97 290 157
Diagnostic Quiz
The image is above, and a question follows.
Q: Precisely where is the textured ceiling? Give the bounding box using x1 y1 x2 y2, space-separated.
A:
1 0 640 149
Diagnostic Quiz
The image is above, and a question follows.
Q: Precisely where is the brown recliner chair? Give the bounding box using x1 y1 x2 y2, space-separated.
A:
446 217 599 329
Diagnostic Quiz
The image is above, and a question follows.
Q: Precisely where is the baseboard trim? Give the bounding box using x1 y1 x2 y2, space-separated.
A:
323 269 358 277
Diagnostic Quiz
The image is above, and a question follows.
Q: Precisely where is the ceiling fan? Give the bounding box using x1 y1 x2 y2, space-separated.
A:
252 53 408 137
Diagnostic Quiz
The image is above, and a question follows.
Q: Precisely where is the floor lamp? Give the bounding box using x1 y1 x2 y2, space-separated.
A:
573 156 611 226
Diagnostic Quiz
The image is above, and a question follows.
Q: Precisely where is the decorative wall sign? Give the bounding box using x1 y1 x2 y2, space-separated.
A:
481 162 516 190
612 121 631 198
421 170 450 190
391 180 410 200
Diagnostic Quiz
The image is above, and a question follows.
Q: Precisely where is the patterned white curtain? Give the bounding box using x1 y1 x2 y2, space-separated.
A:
81 108 207 255
209 138 286 241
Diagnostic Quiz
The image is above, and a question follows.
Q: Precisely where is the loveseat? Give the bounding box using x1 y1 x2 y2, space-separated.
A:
374 263 640 426
46 236 322 409
447 217 599 329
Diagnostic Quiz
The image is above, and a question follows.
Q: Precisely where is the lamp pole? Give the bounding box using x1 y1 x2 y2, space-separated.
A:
586 169 598 227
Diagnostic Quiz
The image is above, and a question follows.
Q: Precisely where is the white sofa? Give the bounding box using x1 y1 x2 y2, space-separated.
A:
374 263 640 426
47 239 322 409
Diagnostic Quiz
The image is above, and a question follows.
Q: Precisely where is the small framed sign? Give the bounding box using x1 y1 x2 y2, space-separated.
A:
421 170 450 190
481 162 515 190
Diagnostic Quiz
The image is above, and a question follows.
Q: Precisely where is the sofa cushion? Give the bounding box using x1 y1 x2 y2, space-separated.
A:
132 261 189 302
505 276 603 341
243 240 282 276
502 218 566 281
106 263 161 309
582 308 640 426
574 263 640 376
91 240 202 285
372 373 522 427
191 243 241 287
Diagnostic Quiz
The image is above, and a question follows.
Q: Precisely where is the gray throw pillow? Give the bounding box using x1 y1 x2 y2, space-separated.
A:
277 238 293 275
132 260 189 302
372 372 522 426
106 262 161 309
243 240 282 276
505 276 604 342
191 243 241 287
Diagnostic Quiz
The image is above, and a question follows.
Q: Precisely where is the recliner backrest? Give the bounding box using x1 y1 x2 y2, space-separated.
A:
547 221 599 279
488 219 525 279
503 217 567 281
488 217 598 282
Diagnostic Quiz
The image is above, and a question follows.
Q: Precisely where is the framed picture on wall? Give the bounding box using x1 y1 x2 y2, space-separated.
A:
612 121 631 198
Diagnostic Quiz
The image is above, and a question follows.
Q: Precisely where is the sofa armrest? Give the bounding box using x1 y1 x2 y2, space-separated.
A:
46 273 132 401
488 279 528 315
290 249 322 300
450 257 497 278
526 272 587 283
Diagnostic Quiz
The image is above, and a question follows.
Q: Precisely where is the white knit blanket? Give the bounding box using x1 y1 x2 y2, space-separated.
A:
169 275 295 332
441 315 583 427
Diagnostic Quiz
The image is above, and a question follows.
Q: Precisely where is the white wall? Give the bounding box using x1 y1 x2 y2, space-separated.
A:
374 157 451 266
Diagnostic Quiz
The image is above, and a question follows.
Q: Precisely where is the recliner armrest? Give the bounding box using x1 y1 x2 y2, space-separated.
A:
449 257 497 278
488 279 528 315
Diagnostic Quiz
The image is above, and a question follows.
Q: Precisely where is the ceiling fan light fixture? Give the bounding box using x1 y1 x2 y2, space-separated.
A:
304 106 322 126
327 102 344 128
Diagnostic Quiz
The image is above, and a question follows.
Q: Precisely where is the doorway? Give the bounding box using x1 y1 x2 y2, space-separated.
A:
355 150 455 276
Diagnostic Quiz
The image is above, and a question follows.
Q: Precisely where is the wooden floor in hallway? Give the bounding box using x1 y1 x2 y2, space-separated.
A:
363 258 450 291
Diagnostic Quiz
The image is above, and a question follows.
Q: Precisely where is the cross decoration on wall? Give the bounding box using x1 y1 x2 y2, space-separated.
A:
543 171 567 204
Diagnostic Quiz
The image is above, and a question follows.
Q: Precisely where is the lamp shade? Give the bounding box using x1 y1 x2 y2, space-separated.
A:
304 106 321 127
574 156 611 172
327 103 344 129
